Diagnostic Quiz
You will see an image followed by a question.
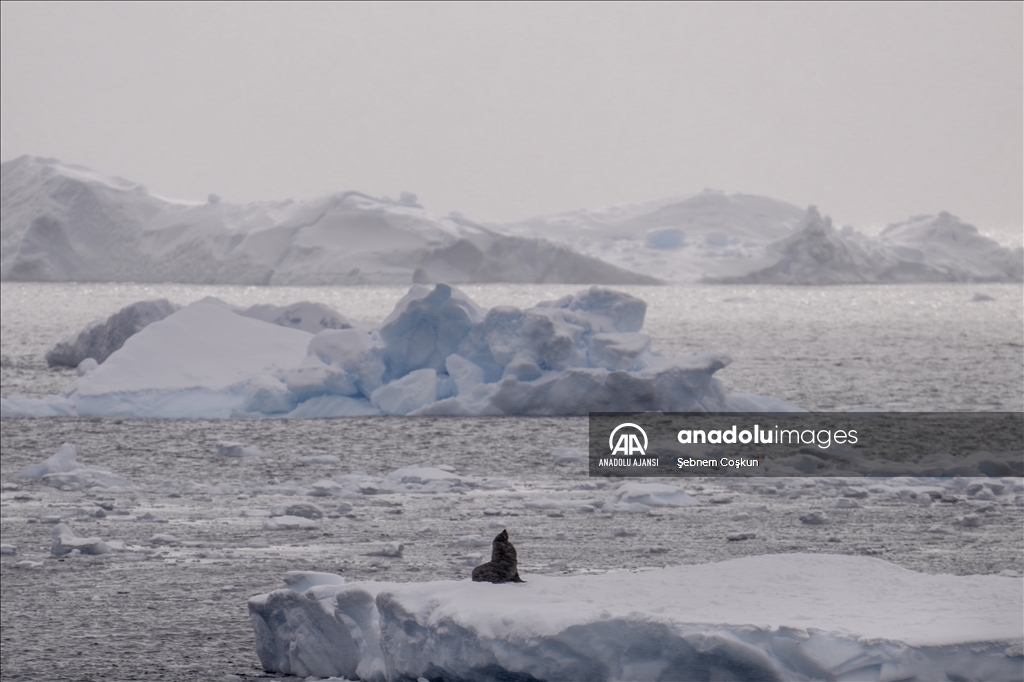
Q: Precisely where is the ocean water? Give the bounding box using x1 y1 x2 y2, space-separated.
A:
1 281 1022 681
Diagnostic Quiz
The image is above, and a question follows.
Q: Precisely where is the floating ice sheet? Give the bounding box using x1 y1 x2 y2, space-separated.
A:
249 553 1024 681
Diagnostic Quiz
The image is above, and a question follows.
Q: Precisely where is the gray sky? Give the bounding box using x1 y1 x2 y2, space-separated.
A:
2 2 1021 242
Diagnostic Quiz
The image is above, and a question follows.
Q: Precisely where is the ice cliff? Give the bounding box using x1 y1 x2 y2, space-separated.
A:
1 284 791 418
0 156 657 285
248 554 1024 681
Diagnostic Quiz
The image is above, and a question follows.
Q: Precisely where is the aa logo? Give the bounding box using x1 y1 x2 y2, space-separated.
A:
609 423 648 456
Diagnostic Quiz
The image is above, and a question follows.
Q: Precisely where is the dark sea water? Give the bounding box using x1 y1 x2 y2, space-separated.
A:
1 282 1022 680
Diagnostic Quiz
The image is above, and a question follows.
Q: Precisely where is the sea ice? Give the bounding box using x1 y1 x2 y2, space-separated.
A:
270 503 323 520
382 464 477 493
263 515 317 530
215 442 265 458
248 553 1024 681
13 443 134 492
296 455 342 465
51 523 111 556
609 482 700 510
15 560 43 569
149 534 180 546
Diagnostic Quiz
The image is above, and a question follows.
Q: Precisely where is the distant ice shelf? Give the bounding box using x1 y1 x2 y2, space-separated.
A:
249 554 1024 681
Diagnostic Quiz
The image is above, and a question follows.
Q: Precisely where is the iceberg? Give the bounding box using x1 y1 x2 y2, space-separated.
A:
497 190 806 283
5 157 1017 286
0 156 657 285
500 194 1023 284
713 208 1024 285
45 298 179 367
67 300 312 417
1 284 796 418
249 553 1024 681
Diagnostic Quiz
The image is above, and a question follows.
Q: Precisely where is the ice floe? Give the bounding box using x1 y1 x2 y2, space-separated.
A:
263 515 317 530
13 443 135 492
249 553 1024 681
51 523 111 556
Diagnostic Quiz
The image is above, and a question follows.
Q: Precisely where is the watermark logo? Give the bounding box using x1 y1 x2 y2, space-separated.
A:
609 423 648 456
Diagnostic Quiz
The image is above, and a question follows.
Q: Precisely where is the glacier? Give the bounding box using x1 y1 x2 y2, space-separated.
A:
248 554 1024 681
0 284 791 418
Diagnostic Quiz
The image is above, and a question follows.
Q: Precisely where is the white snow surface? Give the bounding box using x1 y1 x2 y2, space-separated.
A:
2 284 795 417
249 554 1024 681
0 156 656 285
66 300 312 417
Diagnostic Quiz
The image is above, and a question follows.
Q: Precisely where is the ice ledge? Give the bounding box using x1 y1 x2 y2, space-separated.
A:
248 554 1023 681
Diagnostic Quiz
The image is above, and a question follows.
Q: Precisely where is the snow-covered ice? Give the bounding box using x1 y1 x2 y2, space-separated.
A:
3 157 1018 287
713 208 1024 285
0 156 656 286
501 193 1023 284
62 300 310 418
1 284 795 417
249 554 1024 681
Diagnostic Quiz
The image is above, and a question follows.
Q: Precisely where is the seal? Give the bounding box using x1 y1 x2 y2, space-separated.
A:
471 529 525 584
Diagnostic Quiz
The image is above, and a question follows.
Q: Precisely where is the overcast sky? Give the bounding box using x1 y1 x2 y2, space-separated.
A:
2 2 1021 241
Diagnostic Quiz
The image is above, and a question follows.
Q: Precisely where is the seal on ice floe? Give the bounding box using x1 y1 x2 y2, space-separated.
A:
472 529 525 583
